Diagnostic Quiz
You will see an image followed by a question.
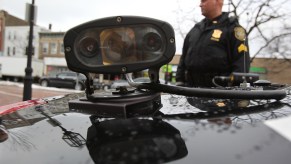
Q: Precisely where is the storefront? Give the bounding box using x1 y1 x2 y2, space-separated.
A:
43 57 68 76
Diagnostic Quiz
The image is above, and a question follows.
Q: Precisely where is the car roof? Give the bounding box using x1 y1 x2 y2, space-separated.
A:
1 88 291 163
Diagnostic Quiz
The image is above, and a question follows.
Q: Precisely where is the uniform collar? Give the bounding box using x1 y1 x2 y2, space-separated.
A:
201 12 229 30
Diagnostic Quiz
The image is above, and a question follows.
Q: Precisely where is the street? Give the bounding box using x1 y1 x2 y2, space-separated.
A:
0 81 82 106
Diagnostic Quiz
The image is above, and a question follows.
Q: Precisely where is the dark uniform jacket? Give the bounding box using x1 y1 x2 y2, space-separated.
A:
176 12 250 87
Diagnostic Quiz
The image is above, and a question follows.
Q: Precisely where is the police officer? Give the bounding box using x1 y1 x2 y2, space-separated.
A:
176 0 250 87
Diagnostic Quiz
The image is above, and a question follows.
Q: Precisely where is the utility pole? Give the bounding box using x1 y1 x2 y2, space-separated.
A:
23 0 35 101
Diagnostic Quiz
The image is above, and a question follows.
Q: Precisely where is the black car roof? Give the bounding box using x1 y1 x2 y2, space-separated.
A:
0 87 291 163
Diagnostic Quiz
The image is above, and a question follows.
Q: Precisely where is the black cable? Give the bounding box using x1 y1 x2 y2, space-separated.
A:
125 74 286 100
131 82 286 100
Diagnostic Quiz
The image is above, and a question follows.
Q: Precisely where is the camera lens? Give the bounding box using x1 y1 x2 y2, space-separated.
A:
143 32 162 51
78 37 99 58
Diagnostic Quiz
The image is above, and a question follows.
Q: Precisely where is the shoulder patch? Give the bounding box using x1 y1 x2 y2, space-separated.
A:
234 27 246 41
238 43 248 53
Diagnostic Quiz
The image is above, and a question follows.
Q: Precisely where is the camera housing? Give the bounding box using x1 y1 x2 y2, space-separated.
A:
64 16 176 75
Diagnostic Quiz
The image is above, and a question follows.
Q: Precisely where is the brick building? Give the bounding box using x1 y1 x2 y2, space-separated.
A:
39 32 68 76
251 58 291 85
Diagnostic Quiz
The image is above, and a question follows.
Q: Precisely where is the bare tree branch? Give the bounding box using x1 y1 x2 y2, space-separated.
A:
256 26 268 42
251 32 291 62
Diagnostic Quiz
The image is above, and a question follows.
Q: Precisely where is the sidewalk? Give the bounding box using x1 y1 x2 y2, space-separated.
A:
0 81 82 106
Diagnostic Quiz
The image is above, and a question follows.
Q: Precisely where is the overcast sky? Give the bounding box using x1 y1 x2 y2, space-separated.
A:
1 0 202 53
1 0 198 31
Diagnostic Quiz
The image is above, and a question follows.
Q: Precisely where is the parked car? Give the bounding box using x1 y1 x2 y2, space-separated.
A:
39 72 86 90
92 78 112 90
134 77 169 84
110 77 170 90
110 79 130 89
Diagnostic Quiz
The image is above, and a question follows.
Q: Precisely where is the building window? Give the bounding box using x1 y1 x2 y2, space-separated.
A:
13 32 17 40
50 42 57 55
13 47 16 55
7 47 10 56
8 32 11 40
60 43 64 54
42 42 49 54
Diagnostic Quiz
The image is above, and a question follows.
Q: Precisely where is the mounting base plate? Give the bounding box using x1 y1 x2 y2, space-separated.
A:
68 90 162 118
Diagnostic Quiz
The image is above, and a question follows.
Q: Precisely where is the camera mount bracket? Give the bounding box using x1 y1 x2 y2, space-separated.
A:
68 89 162 118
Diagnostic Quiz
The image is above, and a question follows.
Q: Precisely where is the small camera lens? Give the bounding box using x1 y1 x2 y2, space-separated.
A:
143 32 162 51
78 37 99 57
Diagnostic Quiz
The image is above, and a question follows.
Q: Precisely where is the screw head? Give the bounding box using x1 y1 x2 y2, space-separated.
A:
116 16 122 23
121 67 127 73
170 38 175 44
65 47 71 52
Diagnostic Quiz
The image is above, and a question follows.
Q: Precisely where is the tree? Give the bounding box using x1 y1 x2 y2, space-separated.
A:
228 0 291 62
173 2 200 39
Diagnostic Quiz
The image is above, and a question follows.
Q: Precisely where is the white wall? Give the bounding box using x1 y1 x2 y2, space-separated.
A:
3 26 47 59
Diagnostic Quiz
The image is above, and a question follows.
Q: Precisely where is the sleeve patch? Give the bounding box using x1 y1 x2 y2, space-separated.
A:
234 27 246 41
238 43 248 53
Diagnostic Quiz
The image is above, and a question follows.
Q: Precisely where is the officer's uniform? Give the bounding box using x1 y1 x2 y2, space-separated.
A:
176 12 250 87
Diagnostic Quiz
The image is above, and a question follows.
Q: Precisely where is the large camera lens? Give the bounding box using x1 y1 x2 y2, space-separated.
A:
143 32 162 51
78 37 99 58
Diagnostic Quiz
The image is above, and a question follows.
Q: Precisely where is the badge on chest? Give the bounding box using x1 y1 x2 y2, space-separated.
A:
211 29 222 42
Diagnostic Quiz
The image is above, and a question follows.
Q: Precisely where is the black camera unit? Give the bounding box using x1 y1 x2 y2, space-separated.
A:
64 16 176 117
64 16 175 76
64 16 286 118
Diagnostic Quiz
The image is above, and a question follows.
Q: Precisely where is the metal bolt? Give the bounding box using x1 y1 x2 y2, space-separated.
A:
116 16 122 23
121 67 127 73
170 38 175 44
65 47 71 52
